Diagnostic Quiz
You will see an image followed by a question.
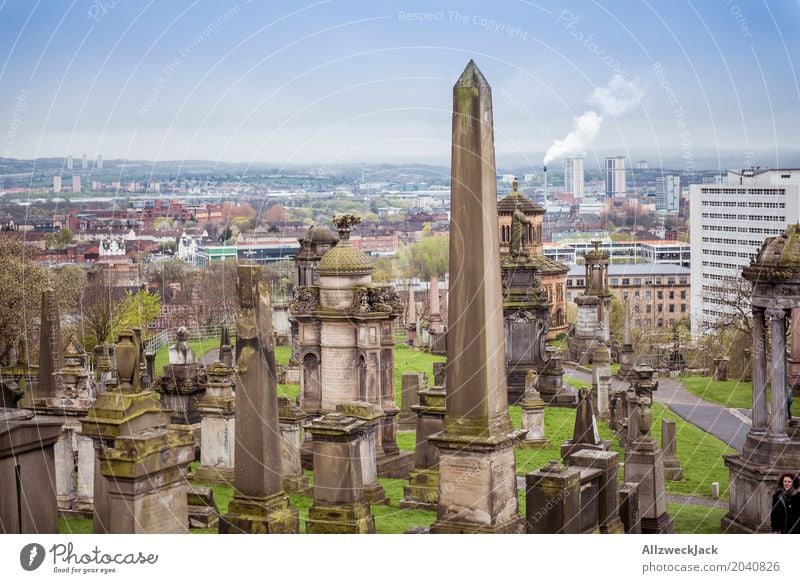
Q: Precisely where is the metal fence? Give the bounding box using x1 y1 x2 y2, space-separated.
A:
144 325 227 354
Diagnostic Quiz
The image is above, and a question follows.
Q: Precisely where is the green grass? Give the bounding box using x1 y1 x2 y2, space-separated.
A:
393 344 446 403
681 375 752 409
153 338 225 372
668 504 725 534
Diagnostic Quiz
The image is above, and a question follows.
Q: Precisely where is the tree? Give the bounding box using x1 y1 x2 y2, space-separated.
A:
79 270 162 350
264 204 288 222
0 236 49 363
398 235 449 280
703 276 752 337
197 262 237 326
56 227 74 247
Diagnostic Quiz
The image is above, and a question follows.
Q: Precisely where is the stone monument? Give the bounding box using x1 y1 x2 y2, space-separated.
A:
616 296 636 380
400 382 446 510
158 326 206 425
399 371 425 429
568 241 612 364
277 397 312 495
723 225 800 532
220 264 299 534
429 61 525 534
591 332 612 421
519 371 549 448
661 418 684 481
561 387 610 459
195 360 236 484
306 412 375 533
622 391 674 534
81 329 195 533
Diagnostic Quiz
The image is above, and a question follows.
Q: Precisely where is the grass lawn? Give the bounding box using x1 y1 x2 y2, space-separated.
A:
153 338 226 372
681 375 752 409
668 504 725 534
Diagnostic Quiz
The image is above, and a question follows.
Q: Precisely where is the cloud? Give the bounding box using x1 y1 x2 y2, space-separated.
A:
543 111 603 165
587 74 644 116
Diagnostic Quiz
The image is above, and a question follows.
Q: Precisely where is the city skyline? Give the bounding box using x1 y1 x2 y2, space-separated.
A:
0 1 798 170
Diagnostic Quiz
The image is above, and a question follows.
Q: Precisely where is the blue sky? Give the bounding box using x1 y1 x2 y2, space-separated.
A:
0 0 798 170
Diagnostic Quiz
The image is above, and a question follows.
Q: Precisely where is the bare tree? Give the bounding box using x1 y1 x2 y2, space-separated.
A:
703 276 753 337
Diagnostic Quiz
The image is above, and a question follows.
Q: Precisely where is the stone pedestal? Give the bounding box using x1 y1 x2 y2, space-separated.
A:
568 449 624 534
519 371 549 449
338 402 388 505
400 387 445 510
99 426 195 533
661 418 684 481
306 413 375 534
617 345 636 380
158 362 206 425
525 461 581 534
592 341 612 421
74 433 96 511
195 362 236 485
0 408 63 533
399 372 425 429
623 437 674 534
537 354 576 407
278 397 311 496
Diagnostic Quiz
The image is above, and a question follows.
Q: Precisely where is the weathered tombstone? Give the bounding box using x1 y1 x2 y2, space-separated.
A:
568 242 612 364
432 362 446 388
278 397 311 495
713 357 729 381
306 412 375 533
428 61 525 534
187 485 219 529
0 408 63 533
195 361 236 484
398 371 425 429
661 418 684 481
406 287 417 346
618 482 642 534
623 395 674 533
561 388 610 459
525 460 581 534
337 401 388 505
519 371 549 448
400 385 446 510
219 265 299 534
617 296 636 380
219 326 233 367
567 449 624 534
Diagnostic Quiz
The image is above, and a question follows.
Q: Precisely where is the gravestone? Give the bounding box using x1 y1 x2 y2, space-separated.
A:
400 385 446 510
278 397 311 495
337 401 388 505
519 371 549 448
399 371 425 429
158 327 206 425
525 461 581 534
195 361 236 484
561 388 610 459
661 418 684 481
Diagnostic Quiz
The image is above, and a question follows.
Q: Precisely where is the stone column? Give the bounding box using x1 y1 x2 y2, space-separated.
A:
592 339 612 421
306 413 375 534
400 386 446 510
53 427 77 510
525 461 581 534
406 287 417 346
399 372 425 429
789 309 800 390
751 308 767 434
428 276 443 334
338 402 388 505
220 265 299 534
767 308 789 440
74 432 95 512
429 60 524 534
661 418 684 481
277 397 311 495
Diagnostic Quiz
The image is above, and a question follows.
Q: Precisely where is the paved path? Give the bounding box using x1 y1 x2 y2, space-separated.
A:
563 365 749 452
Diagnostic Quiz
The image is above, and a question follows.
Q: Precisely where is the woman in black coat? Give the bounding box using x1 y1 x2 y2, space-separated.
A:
771 473 799 533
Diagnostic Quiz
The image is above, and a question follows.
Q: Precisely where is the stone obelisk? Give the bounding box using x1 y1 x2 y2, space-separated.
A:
430 60 525 534
220 264 299 533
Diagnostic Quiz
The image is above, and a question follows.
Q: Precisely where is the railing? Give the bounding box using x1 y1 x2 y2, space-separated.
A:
144 325 228 353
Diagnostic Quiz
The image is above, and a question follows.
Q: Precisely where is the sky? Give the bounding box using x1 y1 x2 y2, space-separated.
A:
0 0 798 171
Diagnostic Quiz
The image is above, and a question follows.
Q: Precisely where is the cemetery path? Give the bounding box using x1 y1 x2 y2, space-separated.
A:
563 365 749 452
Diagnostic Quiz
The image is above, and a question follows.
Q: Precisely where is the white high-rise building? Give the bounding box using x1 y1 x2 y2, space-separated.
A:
72 175 81 193
81 154 87 169
563 157 584 199
97 155 103 169
690 168 800 336
53 176 62 193
66 155 73 170
656 175 680 214
637 160 649 169
605 156 626 198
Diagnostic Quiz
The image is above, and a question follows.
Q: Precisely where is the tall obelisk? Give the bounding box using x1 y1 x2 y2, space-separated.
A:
430 60 525 533
220 264 299 533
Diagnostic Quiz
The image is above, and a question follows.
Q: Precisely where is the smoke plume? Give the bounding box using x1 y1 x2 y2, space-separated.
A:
542 74 643 164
